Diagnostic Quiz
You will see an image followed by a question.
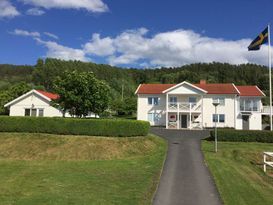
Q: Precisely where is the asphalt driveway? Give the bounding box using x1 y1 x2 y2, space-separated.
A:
151 127 222 205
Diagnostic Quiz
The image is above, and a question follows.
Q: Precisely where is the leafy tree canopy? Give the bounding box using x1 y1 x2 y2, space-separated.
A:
53 70 110 117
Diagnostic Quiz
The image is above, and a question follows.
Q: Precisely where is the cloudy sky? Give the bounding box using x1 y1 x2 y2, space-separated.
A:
0 0 273 68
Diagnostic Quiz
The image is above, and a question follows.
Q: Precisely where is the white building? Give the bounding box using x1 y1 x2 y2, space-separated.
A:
135 80 267 130
4 89 97 118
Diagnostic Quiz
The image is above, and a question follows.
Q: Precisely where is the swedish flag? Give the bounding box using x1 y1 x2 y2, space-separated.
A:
248 27 269 51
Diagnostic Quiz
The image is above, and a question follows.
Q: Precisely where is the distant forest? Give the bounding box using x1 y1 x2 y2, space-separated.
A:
0 58 271 114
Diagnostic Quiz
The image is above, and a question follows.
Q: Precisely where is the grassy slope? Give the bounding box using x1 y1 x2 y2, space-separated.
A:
0 133 167 205
202 141 273 205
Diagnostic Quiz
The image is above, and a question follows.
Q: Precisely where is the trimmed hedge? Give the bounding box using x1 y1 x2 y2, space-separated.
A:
209 129 273 143
0 116 150 137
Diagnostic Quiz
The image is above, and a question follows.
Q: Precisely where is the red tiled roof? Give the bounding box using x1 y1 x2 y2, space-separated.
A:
36 90 59 100
194 83 239 94
236 86 265 96
136 84 175 94
136 83 264 96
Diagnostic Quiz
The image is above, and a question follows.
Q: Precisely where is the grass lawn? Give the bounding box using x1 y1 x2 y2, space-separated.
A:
0 133 167 205
202 141 273 205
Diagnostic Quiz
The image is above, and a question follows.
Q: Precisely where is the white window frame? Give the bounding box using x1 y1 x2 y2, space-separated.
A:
169 96 177 105
189 96 197 104
148 97 159 105
212 114 225 123
148 113 160 123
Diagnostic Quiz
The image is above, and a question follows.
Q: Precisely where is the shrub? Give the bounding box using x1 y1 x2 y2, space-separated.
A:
0 116 150 137
209 129 273 143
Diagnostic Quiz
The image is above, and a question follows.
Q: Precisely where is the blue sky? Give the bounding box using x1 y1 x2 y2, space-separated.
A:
0 0 273 67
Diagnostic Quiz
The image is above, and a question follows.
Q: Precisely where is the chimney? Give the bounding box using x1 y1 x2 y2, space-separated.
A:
200 80 206 85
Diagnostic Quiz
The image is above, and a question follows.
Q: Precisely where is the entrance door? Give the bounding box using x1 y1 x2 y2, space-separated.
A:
181 115 188 128
242 115 249 130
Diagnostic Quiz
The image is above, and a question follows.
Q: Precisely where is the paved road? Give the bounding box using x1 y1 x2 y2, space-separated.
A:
151 127 222 205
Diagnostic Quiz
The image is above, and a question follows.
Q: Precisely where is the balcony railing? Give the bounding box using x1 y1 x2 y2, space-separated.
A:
168 102 201 112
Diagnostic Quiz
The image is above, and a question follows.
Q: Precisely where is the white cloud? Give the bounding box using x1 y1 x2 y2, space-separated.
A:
11 29 40 37
84 33 115 56
0 0 20 18
10 27 271 67
35 38 88 61
44 32 59 40
26 7 45 16
83 28 270 67
20 0 108 13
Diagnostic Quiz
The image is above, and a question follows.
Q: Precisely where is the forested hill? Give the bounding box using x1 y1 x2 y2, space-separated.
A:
0 58 271 114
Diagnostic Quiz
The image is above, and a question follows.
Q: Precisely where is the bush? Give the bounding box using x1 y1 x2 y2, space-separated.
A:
0 116 150 137
209 129 273 143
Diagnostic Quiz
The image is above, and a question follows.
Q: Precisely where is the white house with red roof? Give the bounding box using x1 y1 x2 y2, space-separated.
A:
4 90 65 117
135 80 266 130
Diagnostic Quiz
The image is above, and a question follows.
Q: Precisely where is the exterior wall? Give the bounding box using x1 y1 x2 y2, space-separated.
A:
137 92 263 130
9 93 63 117
202 94 236 128
235 96 263 130
137 94 166 126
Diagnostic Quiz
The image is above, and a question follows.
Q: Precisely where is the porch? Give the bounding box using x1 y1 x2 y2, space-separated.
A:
167 112 203 130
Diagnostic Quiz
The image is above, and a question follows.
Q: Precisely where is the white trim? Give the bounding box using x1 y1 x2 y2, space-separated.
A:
255 86 266 97
134 84 142 94
162 81 208 94
232 83 241 95
4 90 52 108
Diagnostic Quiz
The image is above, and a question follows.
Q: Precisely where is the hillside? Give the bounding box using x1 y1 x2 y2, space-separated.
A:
0 59 271 114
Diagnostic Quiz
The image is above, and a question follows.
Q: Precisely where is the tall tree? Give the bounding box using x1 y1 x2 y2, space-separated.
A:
53 70 110 117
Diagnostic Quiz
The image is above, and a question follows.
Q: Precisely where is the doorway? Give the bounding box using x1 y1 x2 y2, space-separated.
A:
181 115 188 128
242 115 249 130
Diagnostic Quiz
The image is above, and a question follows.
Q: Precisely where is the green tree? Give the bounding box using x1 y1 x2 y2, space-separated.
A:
53 70 110 117
0 82 31 114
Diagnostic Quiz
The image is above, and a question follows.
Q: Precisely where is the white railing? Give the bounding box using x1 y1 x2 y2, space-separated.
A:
263 152 273 172
168 102 201 112
167 121 202 129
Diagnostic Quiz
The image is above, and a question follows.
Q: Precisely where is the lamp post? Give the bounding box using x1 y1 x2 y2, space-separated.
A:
213 101 220 153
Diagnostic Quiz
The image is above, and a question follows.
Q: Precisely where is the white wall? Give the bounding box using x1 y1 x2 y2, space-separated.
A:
235 96 262 130
9 93 63 117
137 94 166 126
137 92 263 130
202 94 236 128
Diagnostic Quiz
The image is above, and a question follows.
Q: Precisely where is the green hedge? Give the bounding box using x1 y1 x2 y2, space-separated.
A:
0 116 150 137
209 129 273 143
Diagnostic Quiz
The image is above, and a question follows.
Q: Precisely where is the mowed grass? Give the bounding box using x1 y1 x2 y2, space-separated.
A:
0 133 167 205
202 141 273 205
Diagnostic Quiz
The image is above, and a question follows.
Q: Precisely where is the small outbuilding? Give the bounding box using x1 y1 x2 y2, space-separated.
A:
4 89 97 118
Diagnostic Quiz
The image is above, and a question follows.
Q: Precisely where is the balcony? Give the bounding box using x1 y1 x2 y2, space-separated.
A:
168 102 202 112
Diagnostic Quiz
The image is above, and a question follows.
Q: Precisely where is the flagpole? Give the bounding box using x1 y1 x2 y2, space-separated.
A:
268 24 272 131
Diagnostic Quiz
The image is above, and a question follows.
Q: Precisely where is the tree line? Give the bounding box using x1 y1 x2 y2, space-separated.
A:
0 58 271 116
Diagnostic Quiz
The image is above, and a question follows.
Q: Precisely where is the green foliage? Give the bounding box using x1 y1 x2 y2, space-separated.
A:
111 97 137 115
1 58 272 116
0 82 32 114
53 70 110 117
0 116 150 137
209 129 273 143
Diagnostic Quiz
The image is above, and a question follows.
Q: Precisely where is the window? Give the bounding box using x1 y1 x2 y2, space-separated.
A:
38 109 44 117
25 109 30 116
31 109 37 117
240 98 260 111
212 114 225 123
148 97 159 105
169 96 177 106
148 113 160 122
212 114 218 123
189 97 197 104
219 114 225 123
212 97 225 106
